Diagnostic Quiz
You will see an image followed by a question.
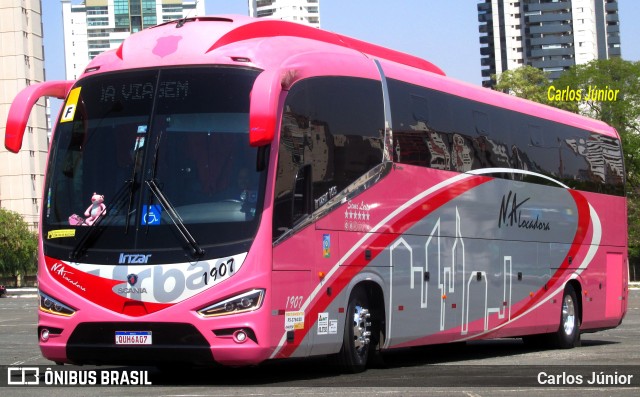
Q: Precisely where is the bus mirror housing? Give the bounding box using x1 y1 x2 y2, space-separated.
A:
249 69 284 147
4 80 74 153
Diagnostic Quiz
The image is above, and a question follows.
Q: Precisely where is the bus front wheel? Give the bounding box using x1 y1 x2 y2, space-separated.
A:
338 286 372 373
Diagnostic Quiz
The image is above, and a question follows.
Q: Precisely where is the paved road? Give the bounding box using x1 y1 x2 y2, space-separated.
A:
1 290 639 396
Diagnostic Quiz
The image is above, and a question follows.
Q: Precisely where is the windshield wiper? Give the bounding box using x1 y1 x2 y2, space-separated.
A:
144 124 204 259
70 180 134 260
145 179 205 259
125 147 145 233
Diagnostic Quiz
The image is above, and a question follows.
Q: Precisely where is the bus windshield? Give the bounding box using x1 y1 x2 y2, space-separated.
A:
43 67 264 263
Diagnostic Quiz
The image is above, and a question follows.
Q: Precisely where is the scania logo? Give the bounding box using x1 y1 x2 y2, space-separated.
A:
116 286 148 294
127 274 138 286
119 253 151 264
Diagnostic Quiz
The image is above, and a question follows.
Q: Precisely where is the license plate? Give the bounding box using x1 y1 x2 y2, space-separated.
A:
115 331 152 345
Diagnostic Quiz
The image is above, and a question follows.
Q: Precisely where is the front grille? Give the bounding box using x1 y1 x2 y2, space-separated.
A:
67 322 213 365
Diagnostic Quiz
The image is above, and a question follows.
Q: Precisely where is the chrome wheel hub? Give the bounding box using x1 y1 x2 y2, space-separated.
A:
562 294 576 336
353 306 371 355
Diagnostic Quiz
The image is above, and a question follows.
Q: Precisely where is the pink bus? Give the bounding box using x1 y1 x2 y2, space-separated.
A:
4 15 628 372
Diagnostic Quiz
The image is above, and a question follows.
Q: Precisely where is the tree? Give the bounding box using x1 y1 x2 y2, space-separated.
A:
0 208 37 286
493 65 576 112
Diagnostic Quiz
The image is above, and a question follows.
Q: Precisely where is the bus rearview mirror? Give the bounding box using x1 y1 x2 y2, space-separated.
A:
4 80 74 153
249 69 285 147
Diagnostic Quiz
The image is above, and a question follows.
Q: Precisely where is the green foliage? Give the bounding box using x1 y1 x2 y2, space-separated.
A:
0 207 37 277
628 191 640 260
553 58 640 132
492 65 576 112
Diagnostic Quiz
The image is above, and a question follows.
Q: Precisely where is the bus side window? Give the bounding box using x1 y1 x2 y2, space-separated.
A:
273 76 384 242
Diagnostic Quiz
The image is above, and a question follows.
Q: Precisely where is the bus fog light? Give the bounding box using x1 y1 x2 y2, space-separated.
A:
233 330 248 343
41 329 50 342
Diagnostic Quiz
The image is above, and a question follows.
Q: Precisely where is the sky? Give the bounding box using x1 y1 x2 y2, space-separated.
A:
41 0 640 114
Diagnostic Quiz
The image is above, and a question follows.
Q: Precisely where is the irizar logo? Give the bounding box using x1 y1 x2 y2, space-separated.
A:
119 253 152 264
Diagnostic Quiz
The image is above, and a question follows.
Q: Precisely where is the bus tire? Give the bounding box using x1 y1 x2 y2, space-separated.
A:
553 284 581 349
338 286 372 373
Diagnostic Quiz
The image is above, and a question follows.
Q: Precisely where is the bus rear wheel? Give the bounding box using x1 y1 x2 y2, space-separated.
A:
338 286 372 373
553 284 581 349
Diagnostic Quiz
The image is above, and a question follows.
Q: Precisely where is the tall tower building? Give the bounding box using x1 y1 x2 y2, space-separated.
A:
478 0 621 87
0 0 48 229
248 0 320 28
62 0 206 80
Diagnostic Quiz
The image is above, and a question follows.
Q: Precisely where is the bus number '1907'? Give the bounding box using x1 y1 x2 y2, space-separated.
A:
202 258 235 285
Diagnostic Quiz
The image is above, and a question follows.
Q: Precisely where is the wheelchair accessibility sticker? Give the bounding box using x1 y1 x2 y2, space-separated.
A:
142 205 161 225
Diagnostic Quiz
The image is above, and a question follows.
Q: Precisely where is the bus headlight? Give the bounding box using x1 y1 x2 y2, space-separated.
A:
197 289 265 317
39 291 76 317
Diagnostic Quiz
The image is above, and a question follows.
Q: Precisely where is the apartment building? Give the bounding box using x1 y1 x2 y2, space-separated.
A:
478 0 621 86
0 0 48 229
62 0 205 80
248 0 320 28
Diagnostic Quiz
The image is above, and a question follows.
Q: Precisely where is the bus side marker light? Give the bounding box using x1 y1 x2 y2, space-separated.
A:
364 249 372 260
442 294 447 300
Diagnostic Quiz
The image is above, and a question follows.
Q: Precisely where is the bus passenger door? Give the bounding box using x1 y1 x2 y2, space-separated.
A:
272 234 313 358
271 165 315 357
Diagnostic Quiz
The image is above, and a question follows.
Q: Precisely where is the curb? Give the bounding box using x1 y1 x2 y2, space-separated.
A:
2 288 38 299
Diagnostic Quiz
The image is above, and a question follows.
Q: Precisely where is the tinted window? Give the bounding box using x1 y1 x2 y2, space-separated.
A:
273 77 384 240
388 78 624 195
